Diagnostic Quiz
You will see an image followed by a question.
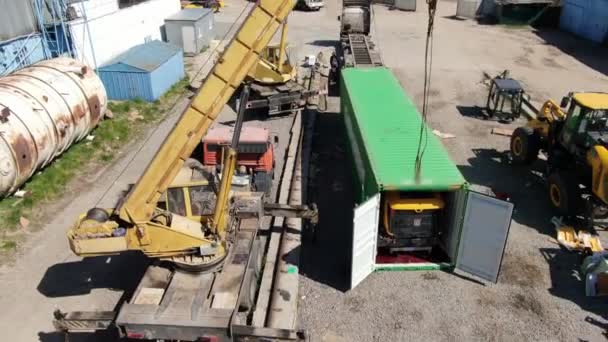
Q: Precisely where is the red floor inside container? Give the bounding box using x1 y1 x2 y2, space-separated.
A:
376 248 449 264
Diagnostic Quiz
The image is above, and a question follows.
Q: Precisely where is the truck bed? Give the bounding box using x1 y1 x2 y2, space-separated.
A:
116 220 259 341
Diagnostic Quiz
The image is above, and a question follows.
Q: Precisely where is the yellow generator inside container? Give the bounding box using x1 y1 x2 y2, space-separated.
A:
381 192 445 252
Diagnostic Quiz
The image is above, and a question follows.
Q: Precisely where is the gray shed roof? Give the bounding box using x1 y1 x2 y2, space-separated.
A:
165 8 213 22
99 40 181 73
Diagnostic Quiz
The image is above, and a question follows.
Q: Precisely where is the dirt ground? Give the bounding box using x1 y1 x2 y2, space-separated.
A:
299 0 608 341
1 0 608 341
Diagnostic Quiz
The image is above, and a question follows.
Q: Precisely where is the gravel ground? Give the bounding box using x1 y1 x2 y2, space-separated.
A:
299 0 608 341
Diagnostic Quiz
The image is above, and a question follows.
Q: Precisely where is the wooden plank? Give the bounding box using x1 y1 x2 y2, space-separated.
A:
212 230 255 309
491 127 513 137
268 110 315 330
253 111 303 327
133 288 165 305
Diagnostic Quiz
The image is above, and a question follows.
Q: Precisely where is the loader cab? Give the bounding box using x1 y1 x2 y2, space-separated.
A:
559 93 608 155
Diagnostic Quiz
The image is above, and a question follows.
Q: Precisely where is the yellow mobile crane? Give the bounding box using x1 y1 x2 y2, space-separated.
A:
245 20 322 116
68 0 296 270
55 1 317 340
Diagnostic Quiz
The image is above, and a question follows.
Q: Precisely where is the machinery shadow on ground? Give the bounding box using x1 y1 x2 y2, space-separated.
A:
443 15 467 21
456 105 485 119
458 148 557 237
299 111 352 292
38 330 120 342
534 29 608 77
307 40 340 49
456 105 517 123
540 247 608 322
37 253 148 342
37 252 149 298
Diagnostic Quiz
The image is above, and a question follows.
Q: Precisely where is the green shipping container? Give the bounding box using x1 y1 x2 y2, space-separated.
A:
340 67 515 289
341 67 465 202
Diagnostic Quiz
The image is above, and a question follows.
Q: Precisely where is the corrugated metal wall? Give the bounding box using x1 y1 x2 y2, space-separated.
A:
0 0 38 41
561 0 608 43
0 34 48 76
99 50 183 101
150 51 185 100
69 0 181 68
99 68 153 101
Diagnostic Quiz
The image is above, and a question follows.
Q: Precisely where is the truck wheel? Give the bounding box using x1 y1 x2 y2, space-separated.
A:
85 208 109 222
510 127 539 164
548 172 581 216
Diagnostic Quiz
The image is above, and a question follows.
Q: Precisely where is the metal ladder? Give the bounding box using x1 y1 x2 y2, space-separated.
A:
348 34 383 67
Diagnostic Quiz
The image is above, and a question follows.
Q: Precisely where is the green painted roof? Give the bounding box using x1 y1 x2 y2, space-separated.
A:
342 67 465 191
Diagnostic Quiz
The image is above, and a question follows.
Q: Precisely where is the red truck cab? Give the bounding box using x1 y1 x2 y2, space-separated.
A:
202 124 274 194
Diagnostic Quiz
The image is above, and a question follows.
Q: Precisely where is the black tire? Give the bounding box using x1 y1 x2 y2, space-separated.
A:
510 127 540 164
85 208 109 222
547 172 581 216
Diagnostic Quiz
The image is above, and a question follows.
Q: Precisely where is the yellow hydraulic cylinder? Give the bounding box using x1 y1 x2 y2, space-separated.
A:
212 147 237 240
278 19 288 69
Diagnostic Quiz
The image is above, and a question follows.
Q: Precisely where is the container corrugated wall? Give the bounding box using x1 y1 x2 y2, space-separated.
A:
561 0 608 43
0 57 108 197
340 67 465 193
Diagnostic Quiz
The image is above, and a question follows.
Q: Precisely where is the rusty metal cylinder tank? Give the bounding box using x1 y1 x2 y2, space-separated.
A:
0 57 107 197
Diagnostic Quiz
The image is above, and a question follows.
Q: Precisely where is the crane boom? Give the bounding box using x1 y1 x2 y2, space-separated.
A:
119 0 296 223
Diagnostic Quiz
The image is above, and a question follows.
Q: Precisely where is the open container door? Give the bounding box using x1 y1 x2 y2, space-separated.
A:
456 191 514 283
350 194 381 289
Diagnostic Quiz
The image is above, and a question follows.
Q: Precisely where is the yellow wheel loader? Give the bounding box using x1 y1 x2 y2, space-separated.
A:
510 92 608 224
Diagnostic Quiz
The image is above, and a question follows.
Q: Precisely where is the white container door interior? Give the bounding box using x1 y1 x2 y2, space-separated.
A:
350 194 380 289
456 191 514 283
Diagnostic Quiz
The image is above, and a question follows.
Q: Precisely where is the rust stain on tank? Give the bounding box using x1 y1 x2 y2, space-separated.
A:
37 130 49 152
56 116 71 138
88 95 102 121
11 134 34 175
73 103 86 119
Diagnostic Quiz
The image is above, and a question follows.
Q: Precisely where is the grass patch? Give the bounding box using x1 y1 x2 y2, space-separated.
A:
0 240 17 251
0 77 190 243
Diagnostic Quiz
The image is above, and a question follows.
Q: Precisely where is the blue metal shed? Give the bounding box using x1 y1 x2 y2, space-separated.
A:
561 0 608 43
98 40 185 101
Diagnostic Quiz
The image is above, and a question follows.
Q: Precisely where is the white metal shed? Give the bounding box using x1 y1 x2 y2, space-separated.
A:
164 8 215 56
